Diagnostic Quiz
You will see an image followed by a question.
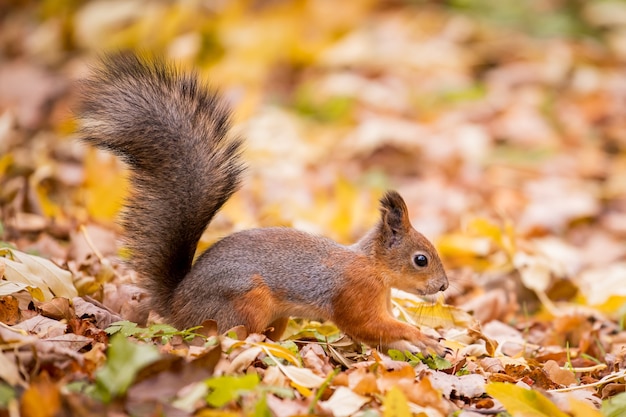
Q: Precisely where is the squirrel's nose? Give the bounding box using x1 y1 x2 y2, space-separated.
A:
439 281 448 292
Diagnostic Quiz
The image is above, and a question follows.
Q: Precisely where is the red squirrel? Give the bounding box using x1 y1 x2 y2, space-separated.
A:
77 53 449 354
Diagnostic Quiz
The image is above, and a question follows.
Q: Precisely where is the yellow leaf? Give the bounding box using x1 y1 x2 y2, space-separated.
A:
195 410 240 417
467 218 503 243
383 386 412 417
32 166 61 218
435 233 493 270
20 373 61 417
594 295 626 315
486 382 569 417
0 153 12 177
395 295 477 330
569 397 603 417
252 342 300 366
328 178 358 241
468 218 516 256
82 149 128 222
252 342 326 390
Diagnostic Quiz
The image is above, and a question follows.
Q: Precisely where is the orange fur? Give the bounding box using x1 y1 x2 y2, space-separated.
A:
233 275 276 334
330 258 442 353
232 275 316 339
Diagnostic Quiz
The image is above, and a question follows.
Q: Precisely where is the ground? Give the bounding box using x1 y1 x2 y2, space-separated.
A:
0 1 625 416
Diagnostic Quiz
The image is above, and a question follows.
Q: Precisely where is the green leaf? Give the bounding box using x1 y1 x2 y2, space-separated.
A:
93 333 160 403
486 382 569 417
0 382 15 407
602 392 626 417
387 349 406 362
254 392 271 417
105 320 205 343
105 320 140 336
402 351 451 370
205 373 260 408
422 354 452 370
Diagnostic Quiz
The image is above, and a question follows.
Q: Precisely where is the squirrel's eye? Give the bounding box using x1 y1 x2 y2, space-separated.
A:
414 254 428 267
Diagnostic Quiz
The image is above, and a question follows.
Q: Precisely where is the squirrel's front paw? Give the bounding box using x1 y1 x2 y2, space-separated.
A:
389 335 446 357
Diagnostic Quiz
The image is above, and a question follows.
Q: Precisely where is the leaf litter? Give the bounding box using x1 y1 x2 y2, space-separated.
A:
1 0 626 416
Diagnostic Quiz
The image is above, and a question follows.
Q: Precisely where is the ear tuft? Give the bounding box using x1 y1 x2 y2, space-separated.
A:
379 190 410 247
380 191 408 215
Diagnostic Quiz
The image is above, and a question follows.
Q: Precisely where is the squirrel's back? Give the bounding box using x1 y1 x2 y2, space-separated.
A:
77 53 244 317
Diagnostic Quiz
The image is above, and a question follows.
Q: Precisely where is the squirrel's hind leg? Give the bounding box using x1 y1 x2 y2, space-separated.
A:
231 274 284 336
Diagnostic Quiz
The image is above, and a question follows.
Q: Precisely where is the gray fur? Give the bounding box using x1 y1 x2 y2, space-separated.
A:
76 53 244 318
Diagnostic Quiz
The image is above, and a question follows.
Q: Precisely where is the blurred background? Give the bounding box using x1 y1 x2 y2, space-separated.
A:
1 0 626 322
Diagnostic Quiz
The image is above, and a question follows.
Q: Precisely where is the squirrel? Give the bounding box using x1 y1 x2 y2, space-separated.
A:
77 53 449 354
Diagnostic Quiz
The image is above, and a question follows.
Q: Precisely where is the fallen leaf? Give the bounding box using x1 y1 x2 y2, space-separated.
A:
1 248 76 301
0 295 20 325
0 351 26 387
319 386 370 417
227 346 262 373
19 373 61 417
486 382 569 417
277 365 326 389
13 316 67 338
266 394 310 417
93 333 161 403
205 373 260 408
568 397 603 417
602 391 626 417
35 297 73 321
544 360 577 387
72 297 123 329
383 385 412 417
428 372 486 399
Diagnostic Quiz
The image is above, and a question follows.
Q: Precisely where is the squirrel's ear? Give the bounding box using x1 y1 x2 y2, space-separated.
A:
379 191 411 248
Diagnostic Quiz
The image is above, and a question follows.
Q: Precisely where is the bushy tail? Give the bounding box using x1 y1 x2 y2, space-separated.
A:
77 53 245 317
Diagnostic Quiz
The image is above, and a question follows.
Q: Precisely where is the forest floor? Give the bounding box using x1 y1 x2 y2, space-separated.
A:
1 1 625 416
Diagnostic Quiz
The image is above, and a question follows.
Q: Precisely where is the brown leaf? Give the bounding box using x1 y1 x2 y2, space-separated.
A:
72 297 123 329
544 360 577 387
128 351 216 409
412 376 449 413
13 316 67 338
20 372 61 417
35 297 74 321
301 343 334 377
601 383 626 399
0 295 20 325
351 369 379 396
5 212 48 234
43 333 92 352
0 61 68 130
266 395 310 417
527 368 560 390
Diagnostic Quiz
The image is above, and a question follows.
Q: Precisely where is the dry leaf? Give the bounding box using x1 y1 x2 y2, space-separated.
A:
544 360 577 387
319 386 370 417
